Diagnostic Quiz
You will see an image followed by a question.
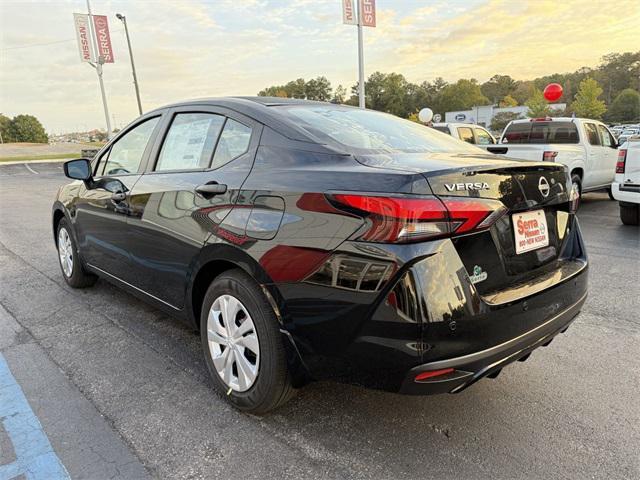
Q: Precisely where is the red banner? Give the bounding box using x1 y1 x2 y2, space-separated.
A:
359 0 376 27
92 15 114 63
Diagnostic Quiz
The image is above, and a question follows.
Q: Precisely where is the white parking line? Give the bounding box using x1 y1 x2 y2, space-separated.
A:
23 163 39 174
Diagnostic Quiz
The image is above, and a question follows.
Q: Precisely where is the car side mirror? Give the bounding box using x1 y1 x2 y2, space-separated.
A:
64 158 92 181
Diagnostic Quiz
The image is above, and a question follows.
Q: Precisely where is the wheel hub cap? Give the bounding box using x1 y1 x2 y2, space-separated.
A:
58 228 73 277
206 294 260 392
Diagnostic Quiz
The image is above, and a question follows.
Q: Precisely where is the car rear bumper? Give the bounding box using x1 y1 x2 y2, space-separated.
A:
612 181 640 204
399 289 586 394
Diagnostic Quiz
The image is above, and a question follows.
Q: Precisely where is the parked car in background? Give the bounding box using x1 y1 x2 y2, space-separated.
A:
432 122 497 145
52 98 587 413
612 138 640 225
482 117 619 205
617 128 640 145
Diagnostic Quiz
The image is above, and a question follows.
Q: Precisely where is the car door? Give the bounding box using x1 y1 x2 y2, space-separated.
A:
125 105 261 308
596 123 618 185
74 114 163 282
582 121 602 187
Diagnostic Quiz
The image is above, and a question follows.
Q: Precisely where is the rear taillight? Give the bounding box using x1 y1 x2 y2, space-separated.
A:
542 151 558 161
616 149 627 173
330 194 506 243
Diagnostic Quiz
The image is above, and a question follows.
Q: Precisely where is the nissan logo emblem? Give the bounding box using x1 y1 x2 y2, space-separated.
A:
538 176 550 198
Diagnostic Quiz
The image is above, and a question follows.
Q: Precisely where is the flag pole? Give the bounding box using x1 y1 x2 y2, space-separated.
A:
86 0 112 139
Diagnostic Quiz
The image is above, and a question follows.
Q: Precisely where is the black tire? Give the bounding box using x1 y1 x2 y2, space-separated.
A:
607 186 616 201
200 269 295 414
571 174 582 210
56 218 98 288
619 203 640 226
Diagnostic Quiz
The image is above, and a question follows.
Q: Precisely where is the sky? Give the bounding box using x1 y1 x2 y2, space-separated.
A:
1 0 639 133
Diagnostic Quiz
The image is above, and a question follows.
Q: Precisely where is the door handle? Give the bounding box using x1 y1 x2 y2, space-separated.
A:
111 191 126 202
195 183 227 196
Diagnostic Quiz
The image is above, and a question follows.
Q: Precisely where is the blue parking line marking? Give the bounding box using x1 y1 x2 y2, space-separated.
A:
0 353 70 480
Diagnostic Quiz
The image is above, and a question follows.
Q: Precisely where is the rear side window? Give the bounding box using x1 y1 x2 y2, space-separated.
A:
584 123 600 145
101 117 160 175
458 127 474 144
503 121 578 144
156 113 225 171
212 119 252 168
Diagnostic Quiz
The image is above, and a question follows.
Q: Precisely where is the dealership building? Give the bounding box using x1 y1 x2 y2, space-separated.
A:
445 103 566 127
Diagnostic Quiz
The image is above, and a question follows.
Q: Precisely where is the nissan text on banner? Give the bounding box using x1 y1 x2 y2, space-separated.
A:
360 0 376 27
342 0 357 25
93 15 115 63
73 13 95 62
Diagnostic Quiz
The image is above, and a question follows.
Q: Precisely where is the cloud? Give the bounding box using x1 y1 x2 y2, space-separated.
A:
0 0 638 133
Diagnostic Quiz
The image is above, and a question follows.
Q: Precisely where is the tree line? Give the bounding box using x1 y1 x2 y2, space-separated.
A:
0 114 48 143
258 51 640 127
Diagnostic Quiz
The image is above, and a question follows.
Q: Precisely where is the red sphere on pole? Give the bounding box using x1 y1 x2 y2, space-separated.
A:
543 83 563 102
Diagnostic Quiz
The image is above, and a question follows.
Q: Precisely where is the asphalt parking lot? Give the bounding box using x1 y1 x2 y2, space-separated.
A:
1 161 639 480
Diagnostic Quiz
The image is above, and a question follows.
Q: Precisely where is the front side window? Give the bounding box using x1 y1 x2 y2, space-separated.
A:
458 127 474 144
432 126 451 135
584 123 600 145
212 119 252 168
156 113 225 171
597 124 614 147
474 128 494 145
275 105 480 153
101 117 160 175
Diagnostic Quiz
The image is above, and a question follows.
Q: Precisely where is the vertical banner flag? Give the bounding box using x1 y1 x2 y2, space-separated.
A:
342 0 357 25
359 0 376 27
92 15 115 63
73 13 94 62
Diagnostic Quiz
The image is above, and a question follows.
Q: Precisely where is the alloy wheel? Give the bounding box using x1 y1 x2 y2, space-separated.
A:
58 227 73 277
206 294 260 392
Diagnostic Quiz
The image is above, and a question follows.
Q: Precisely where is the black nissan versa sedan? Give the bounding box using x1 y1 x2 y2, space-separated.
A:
53 97 588 413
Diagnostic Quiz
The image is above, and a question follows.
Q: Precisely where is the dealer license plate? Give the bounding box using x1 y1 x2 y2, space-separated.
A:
513 209 549 255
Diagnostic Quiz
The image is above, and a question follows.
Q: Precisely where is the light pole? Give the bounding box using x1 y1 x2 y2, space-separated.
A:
116 13 143 116
356 0 365 108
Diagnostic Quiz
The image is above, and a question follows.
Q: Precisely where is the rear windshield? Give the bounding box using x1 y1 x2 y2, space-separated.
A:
274 105 480 154
431 126 451 135
502 121 579 144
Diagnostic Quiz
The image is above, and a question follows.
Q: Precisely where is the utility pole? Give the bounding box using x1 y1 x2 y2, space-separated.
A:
116 13 143 115
356 1 365 109
86 0 112 139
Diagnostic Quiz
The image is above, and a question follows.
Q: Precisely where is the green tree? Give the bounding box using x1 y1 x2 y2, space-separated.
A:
0 114 12 142
437 79 490 113
481 75 517 104
512 81 536 105
605 88 640 122
331 84 347 103
490 111 522 133
571 77 606 119
305 76 332 101
526 89 551 117
6 114 48 143
499 95 518 107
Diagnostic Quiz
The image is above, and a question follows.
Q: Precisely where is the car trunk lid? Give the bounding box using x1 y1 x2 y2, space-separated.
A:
355 152 575 298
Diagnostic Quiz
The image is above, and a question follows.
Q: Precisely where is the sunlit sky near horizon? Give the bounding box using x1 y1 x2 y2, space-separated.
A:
1 0 639 133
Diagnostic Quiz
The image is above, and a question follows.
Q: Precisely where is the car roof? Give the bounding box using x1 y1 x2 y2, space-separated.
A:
508 117 603 124
433 122 487 129
147 96 337 143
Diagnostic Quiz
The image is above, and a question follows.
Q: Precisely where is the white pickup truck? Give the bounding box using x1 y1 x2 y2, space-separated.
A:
612 138 640 225
483 117 619 202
